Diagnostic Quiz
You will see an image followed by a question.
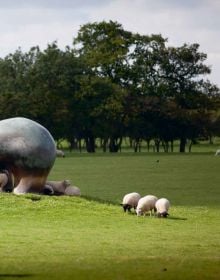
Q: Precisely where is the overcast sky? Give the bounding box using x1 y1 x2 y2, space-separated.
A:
0 0 219 87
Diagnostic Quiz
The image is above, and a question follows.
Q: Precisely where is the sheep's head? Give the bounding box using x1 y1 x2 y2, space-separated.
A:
43 184 54 195
136 209 143 216
63 180 71 188
120 203 131 212
157 212 169 218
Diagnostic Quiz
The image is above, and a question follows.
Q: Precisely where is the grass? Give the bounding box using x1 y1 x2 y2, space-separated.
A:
0 153 219 279
49 153 220 206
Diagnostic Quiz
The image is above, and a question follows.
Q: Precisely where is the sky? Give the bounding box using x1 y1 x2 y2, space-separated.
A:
0 0 219 87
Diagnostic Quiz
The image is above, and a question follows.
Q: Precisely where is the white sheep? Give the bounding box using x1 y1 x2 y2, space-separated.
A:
121 192 141 212
56 149 65 157
136 195 158 216
215 149 220 156
155 198 170 218
64 186 81 196
46 180 71 195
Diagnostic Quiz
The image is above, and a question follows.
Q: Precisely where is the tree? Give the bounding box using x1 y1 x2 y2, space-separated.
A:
74 21 132 152
27 42 84 141
158 43 212 151
128 33 167 96
0 21 219 154
74 20 133 85
0 47 41 119
75 75 127 152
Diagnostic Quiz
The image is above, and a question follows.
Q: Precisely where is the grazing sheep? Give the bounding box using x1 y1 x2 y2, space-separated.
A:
64 186 81 196
215 149 220 156
45 180 71 195
155 198 170 218
120 192 141 212
136 195 158 216
56 149 65 157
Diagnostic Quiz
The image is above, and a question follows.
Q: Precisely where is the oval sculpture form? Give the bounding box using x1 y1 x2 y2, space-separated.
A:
0 117 56 194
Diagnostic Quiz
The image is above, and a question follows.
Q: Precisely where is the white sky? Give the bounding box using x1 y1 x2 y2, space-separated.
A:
0 0 219 87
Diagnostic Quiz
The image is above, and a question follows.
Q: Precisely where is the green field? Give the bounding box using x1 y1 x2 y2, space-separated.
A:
0 153 219 279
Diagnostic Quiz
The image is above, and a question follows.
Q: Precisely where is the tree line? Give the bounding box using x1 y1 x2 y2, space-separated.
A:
0 20 220 153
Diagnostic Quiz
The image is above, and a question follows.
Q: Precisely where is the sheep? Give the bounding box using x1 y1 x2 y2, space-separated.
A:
42 184 54 195
136 195 158 216
155 198 170 218
0 172 8 192
120 192 141 212
45 180 71 195
64 186 81 196
56 149 65 158
215 149 220 156
0 170 14 192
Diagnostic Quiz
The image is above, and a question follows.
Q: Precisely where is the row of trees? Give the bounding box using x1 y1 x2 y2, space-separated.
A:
0 21 220 152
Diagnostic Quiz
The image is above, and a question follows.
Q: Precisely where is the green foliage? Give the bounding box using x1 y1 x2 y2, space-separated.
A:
0 20 220 152
74 20 132 83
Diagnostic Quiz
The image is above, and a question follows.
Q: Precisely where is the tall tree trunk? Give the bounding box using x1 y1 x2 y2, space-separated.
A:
109 137 122 152
109 137 117 152
188 140 193 153
85 136 95 153
102 138 108 152
170 140 174 152
69 137 78 151
129 138 133 148
134 138 141 152
162 141 169 152
118 137 122 152
179 137 187 153
146 139 151 152
78 139 82 153
154 139 160 153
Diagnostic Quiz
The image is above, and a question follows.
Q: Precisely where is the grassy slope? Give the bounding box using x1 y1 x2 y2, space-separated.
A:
0 153 219 279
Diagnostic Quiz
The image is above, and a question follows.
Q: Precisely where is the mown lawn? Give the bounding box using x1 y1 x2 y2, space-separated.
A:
0 153 219 279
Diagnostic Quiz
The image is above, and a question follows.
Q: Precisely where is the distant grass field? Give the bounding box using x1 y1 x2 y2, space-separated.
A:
0 153 219 279
49 153 220 206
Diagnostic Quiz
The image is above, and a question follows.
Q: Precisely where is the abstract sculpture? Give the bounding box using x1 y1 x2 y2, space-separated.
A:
0 117 56 194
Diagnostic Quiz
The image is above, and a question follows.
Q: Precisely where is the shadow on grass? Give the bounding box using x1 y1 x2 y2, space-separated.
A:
81 195 117 206
168 216 187 221
22 194 42 202
0 274 34 278
125 212 187 220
